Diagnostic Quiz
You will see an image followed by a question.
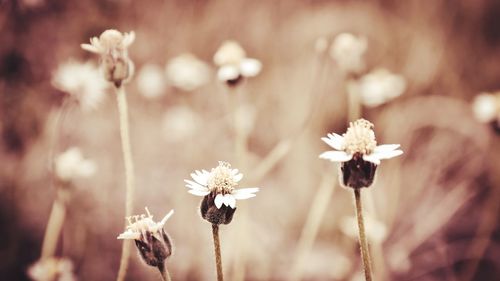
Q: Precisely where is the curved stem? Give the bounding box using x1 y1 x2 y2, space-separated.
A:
115 86 136 281
354 189 373 281
212 224 224 281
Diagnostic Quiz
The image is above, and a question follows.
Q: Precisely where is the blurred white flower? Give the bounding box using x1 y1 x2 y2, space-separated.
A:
118 207 174 240
185 161 259 209
52 60 108 111
165 53 211 91
213 40 262 85
28 257 76 281
55 147 96 182
330 33 367 74
472 92 499 123
340 215 388 243
162 106 201 143
320 119 403 165
81 29 135 87
314 36 329 54
348 68 407 107
136 64 167 99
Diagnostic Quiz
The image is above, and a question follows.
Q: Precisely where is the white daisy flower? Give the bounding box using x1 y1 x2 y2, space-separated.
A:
136 63 167 99
185 161 259 209
81 29 135 86
472 92 499 123
330 33 367 74
213 40 262 84
319 119 403 165
55 147 96 183
118 207 174 240
349 68 407 107
52 59 108 111
165 53 211 91
28 257 76 281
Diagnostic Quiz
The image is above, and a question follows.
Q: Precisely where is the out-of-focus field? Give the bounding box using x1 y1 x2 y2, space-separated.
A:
1 0 499 280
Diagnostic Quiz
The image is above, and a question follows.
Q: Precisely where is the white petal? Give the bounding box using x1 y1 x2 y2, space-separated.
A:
158 209 174 227
123 31 136 47
191 170 209 186
81 44 100 54
233 173 243 182
373 144 401 153
214 194 224 209
185 179 209 191
322 133 344 150
217 65 240 82
224 194 236 208
362 154 381 165
319 151 353 162
117 231 140 240
240 58 262 77
188 189 211 196
370 149 403 160
233 187 259 200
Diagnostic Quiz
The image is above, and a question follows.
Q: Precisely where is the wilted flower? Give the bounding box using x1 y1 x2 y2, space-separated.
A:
213 40 262 86
81 29 135 87
162 105 201 143
472 92 499 123
319 119 403 188
136 63 167 99
55 147 96 183
348 68 407 107
330 33 367 74
118 207 174 268
165 53 211 91
52 60 108 111
185 161 259 224
28 257 76 281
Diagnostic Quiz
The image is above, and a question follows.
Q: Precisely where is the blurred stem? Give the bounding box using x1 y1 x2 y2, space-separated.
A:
212 224 224 281
40 189 67 259
158 264 172 281
289 172 337 281
346 75 361 122
354 189 373 281
115 85 136 281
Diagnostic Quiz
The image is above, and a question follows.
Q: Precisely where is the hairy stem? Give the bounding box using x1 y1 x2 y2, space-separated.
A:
115 85 136 281
354 189 373 281
212 224 224 281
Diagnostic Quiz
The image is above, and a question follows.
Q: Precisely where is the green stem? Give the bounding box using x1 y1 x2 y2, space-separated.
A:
212 224 224 281
354 189 373 281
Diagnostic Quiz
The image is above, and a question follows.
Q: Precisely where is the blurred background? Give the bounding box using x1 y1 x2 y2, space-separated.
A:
1 0 499 280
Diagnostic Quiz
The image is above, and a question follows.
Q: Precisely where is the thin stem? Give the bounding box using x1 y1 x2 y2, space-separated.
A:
354 189 373 281
115 85 136 281
40 191 66 258
158 264 172 281
212 224 224 281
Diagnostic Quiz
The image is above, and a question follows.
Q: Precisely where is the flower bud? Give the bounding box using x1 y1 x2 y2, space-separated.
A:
200 192 236 225
340 153 377 189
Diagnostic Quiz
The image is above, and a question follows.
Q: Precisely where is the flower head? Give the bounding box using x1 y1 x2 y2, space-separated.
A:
52 59 108 111
348 68 407 107
330 33 367 74
28 257 76 281
55 147 96 183
472 92 500 123
319 119 403 188
118 207 174 267
81 29 135 87
165 53 211 91
213 40 262 86
185 161 259 224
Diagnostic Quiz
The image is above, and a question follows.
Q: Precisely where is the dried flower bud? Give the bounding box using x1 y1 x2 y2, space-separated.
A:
81 29 135 88
118 208 174 267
